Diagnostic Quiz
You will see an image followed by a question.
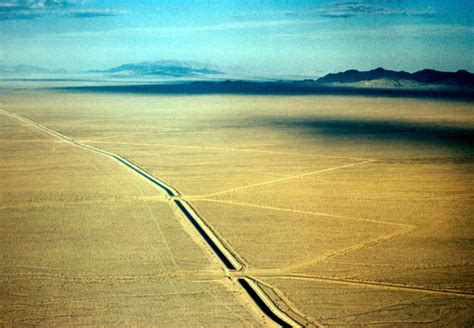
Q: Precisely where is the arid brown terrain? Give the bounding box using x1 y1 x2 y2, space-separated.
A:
1 90 473 326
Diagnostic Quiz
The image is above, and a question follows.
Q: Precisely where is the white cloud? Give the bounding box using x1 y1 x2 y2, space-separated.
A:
272 24 474 39
0 0 126 20
285 2 436 19
8 19 322 41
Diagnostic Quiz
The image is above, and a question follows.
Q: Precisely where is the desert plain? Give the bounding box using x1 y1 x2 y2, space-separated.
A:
0 89 473 326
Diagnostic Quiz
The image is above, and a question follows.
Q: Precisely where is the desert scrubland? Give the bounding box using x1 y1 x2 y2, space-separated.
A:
1 90 473 326
0 108 260 326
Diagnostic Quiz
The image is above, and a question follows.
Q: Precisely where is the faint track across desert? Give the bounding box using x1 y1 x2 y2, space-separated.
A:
82 140 375 161
251 273 474 299
190 160 376 199
191 198 411 227
190 198 416 271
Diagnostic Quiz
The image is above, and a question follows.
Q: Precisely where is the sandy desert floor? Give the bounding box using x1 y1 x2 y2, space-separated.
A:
0 90 473 326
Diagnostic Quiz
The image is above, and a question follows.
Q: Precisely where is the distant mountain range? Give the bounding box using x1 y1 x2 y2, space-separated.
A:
2 62 473 92
89 61 223 78
0 61 223 79
0 64 67 74
315 68 474 88
88 64 473 88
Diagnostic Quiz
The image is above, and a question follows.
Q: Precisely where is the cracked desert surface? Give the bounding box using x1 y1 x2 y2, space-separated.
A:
1 91 473 326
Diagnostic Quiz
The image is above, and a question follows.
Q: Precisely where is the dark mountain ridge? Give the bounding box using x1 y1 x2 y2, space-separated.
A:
316 68 474 87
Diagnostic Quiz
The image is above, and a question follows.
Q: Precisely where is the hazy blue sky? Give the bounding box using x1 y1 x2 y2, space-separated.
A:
0 0 472 77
